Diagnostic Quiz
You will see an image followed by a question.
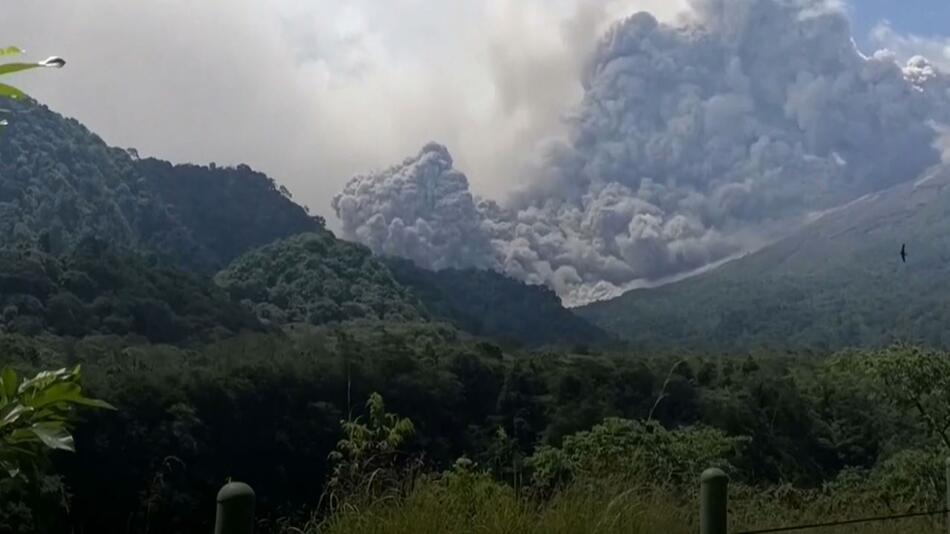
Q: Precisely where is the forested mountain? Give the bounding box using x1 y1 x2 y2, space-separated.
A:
138 158 324 271
0 100 604 347
0 101 188 260
0 101 321 271
579 165 950 352
384 258 609 347
215 235 610 346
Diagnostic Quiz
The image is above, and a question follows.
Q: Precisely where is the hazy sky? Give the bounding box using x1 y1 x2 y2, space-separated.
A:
4 0 948 229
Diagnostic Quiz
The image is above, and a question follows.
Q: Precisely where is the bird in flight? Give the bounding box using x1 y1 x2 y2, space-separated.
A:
900 243 907 263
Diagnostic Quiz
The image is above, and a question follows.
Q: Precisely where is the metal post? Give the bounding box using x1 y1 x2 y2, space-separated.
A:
701 468 728 534
945 458 950 534
214 481 255 534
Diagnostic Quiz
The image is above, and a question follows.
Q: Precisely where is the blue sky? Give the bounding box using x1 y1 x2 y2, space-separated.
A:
850 0 950 47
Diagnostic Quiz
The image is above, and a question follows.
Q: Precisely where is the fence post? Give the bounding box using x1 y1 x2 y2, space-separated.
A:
945 457 950 534
701 468 728 534
214 481 255 534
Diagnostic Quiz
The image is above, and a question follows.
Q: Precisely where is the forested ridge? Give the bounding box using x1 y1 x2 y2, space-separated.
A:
383 257 609 347
216 232 425 326
0 101 323 271
0 100 605 347
138 157 325 272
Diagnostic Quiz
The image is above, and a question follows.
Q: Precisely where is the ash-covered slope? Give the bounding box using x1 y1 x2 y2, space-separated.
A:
578 165 950 351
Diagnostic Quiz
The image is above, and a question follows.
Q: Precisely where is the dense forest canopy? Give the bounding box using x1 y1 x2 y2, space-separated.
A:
216 232 425 326
0 239 263 343
138 158 325 272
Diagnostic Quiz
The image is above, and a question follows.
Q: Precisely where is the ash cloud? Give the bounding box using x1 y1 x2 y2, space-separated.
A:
335 0 950 306
332 143 496 271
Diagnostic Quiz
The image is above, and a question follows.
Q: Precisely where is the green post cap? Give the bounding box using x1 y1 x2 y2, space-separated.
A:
701 468 728 482
217 482 255 503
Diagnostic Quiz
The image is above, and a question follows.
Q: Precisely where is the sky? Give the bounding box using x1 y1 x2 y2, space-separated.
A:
3 0 949 231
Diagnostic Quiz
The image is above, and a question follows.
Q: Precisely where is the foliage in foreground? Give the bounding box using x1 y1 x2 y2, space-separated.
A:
313 472 947 534
0 365 112 479
0 45 63 126
309 391 946 534
324 392 416 509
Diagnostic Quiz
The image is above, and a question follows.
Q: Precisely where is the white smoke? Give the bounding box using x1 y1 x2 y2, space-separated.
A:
334 0 950 306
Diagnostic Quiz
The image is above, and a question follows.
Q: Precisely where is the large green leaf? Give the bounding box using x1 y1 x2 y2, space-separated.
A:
1 364 109 479
30 422 75 452
0 404 32 427
0 83 27 100
0 62 44 76
22 376 115 411
0 368 17 401
18 367 71 394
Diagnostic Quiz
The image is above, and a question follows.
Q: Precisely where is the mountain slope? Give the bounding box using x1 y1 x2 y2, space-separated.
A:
138 158 324 271
578 165 950 352
384 258 609 347
3 101 609 347
215 232 426 325
215 236 611 346
0 101 320 271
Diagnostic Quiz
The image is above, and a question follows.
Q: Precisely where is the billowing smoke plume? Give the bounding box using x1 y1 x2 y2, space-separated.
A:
334 0 950 305
332 143 496 270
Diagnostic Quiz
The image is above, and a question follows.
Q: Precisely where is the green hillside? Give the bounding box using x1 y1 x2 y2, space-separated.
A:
578 165 950 352
0 101 320 271
0 101 603 347
138 158 324 271
215 232 425 325
384 257 609 347
0 101 188 259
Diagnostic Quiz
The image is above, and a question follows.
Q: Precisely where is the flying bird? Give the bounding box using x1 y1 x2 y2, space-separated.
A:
900 243 907 263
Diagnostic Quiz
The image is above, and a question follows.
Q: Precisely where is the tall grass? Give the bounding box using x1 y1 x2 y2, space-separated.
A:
305 474 945 534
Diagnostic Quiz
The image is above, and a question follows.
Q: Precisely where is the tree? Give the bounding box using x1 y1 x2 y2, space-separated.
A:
0 365 113 480
325 392 416 507
528 418 747 492
854 345 950 449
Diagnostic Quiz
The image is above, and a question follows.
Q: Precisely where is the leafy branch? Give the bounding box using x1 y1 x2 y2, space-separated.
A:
0 365 114 480
0 45 65 125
